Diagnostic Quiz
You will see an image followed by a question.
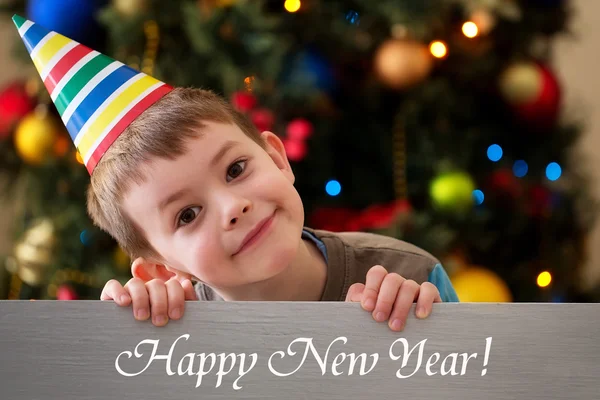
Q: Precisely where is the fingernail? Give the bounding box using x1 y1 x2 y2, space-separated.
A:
153 315 167 326
375 312 386 322
171 308 181 319
120 294 129 304
391 319 403 331
417 307 427 318
136 308 149 320
364 298 375 310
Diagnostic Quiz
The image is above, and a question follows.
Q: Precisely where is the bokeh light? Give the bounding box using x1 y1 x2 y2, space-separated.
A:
487 144 503 162
537 271 552 288
546 162 562 181
513 160 528 178
326 180 341 196
472 189 485 205
284 0 301 13
462 21 478 38
429 41 447 58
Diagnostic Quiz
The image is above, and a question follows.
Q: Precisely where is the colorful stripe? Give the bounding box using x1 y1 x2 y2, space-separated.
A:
22 22 49 53
65 64 139 139
78 75 165 155
44 45 94 94
86 83 172 173
13 14 174 175
35 34 76 80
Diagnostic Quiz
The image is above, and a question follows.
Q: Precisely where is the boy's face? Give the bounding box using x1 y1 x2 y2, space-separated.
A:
122 122 305 291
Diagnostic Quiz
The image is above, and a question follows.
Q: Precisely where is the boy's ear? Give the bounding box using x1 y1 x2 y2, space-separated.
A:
131 257 191 283
261 131 295 183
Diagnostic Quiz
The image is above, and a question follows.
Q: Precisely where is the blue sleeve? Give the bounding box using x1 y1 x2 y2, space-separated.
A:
428 263 459 302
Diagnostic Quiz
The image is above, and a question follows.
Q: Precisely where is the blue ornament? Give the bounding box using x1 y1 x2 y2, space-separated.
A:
27 0 108 47
283 49 336 93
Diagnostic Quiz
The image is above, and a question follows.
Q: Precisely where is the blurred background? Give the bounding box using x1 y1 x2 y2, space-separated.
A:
0 0 599 303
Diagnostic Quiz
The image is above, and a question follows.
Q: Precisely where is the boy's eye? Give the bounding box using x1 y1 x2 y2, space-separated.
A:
226 160 246 182
178 206 201 227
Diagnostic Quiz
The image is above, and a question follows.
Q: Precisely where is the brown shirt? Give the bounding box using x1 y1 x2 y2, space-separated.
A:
195 228 458 302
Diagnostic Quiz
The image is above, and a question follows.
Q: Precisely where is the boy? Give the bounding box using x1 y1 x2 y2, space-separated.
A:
14 15 459 332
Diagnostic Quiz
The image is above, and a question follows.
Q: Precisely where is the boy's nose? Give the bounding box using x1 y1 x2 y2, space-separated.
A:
222 198 252 229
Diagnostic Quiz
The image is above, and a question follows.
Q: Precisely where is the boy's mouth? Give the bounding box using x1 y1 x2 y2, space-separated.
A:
233 210 277 256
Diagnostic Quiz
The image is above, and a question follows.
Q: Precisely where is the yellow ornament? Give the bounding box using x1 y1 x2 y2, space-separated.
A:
451 266 512 302
374 39 433 90
113 0 149 17
13 218 57 286
499 62 542 105
429 171 475 213
14 108 60 165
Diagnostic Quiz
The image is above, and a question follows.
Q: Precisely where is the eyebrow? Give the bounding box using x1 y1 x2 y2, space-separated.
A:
210 140 239 168
158 188 192 213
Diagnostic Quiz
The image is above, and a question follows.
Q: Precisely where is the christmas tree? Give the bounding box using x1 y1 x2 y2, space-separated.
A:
0 0 597 302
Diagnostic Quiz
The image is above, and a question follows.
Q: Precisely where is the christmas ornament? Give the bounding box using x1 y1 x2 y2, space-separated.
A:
113 0 149 17
13 218 56 286
283 50 336 93
231 91 257 113
251 108 274 132
283 139 307 162
286 118 313 140
374 39 433 90
309 200 412 232
0 81 37 138
489 168 523 200
57 284 78 300
14 108 61 165
12 14 173 175
499 62 560 128
429 171 476 213
470 9 496 35
451 266 512 302
27 0 108 48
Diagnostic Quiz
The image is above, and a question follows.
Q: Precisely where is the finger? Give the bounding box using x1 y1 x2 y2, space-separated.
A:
345 283 365 302
373 273 404 322
389 280 420 331
415 282 442 319
165 278 185 320
362 265 388 312
100 279 131 306
182 279 198 301
124 277 150 321
146 279 169 327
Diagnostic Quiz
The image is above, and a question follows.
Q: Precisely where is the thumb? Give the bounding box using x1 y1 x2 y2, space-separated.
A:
182 279 199 301
345 283 365 302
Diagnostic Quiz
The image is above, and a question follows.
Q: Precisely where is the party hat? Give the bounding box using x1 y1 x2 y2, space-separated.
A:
12 14 173 174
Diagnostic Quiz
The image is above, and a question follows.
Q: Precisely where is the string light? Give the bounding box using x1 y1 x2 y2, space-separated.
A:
513 160 528 178
284 0 301 13
487 144 503 162
462 21 479 38
546 162 562 181
429 41 447 58
472 189 485 205
537 271 552 288
244 76 255 91
326 180 341 196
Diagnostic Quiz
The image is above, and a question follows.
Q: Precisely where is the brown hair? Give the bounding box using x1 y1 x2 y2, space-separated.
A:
86 87 264 261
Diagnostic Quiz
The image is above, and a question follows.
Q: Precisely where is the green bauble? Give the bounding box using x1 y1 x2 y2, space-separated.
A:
430 171 475 213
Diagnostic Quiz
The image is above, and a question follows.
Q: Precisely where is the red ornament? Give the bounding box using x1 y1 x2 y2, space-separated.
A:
283 138 307 162
514 64 560 129
309 199 412 232
251 108 275 132
528 185 552 217
286 118 314 140
489 169 522 199
57 284 78 300
231 91 257 113
0 81 36 139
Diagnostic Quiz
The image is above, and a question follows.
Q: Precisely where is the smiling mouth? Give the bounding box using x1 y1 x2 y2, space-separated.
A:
233 211 276 255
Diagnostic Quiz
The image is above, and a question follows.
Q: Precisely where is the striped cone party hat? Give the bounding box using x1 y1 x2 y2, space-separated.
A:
12 14 173 174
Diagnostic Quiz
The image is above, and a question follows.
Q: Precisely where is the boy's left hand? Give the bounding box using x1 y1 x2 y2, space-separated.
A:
345 265 441 331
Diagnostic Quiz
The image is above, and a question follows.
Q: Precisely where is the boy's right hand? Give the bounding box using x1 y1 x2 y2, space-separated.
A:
100 277 198 327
